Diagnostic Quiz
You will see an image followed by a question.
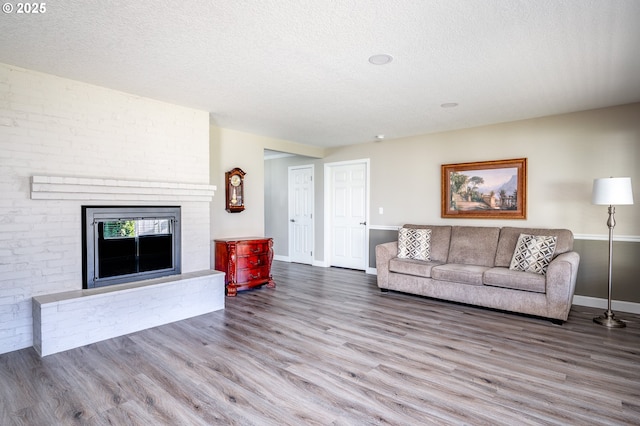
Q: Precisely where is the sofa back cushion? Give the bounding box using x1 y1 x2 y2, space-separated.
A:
447 226 500 267
494 227 574 267
403 225 451 263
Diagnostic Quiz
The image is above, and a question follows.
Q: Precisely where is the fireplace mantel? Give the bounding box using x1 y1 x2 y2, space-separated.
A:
31 175 216 202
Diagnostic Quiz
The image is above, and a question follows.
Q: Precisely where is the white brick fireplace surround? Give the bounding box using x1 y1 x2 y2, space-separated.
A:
28 176 221 357
0 63 215 355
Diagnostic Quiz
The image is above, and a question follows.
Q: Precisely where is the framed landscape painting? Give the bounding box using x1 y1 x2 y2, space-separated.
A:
441 158 527 219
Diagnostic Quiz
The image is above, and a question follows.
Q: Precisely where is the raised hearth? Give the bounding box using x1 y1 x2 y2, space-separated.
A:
32 270 225 357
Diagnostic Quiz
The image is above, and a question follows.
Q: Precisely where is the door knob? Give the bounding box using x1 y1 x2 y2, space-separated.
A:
290 219 295 222
360 221 367 225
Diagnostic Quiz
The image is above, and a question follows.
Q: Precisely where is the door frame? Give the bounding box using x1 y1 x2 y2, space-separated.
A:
288 164 315 265
323 158 370 270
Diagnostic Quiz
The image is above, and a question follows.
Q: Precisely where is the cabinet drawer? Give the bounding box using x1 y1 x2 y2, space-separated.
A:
236 242 269 256
236 267 270 284
236 254 269 269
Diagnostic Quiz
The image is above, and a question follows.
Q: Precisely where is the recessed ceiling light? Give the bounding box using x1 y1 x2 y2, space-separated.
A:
368 54 393 65
441 102 459 108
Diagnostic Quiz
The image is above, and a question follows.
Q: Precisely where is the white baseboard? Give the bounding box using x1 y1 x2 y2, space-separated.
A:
273 255 329 268
572 295 640 315
313 260 329 268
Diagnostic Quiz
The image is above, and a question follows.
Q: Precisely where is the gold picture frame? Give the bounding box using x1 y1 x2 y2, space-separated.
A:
441 158 527 219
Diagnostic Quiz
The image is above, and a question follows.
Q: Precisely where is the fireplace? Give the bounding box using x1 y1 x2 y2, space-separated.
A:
82 206 181 288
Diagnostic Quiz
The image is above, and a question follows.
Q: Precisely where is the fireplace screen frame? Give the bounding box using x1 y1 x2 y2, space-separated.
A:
82 206 181 289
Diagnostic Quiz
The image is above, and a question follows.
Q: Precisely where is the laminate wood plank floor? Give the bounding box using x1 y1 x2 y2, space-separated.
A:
1 261 639 425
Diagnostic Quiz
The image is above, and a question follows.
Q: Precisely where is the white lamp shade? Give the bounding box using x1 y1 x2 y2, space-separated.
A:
591 177 634 205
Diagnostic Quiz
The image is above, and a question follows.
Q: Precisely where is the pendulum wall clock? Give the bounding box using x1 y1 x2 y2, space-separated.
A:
225 167 246 213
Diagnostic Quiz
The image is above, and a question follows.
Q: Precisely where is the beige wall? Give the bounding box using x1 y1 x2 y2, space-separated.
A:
264 104 640 240
210 126 267 240
209 126 324 254
322 103 640 236
262 103 640 306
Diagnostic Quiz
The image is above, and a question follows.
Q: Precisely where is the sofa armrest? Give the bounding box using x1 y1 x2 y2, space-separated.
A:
545 251 580 320
375 241 398 289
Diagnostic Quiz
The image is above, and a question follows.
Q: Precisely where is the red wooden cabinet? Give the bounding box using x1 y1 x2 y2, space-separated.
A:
214 237 275 296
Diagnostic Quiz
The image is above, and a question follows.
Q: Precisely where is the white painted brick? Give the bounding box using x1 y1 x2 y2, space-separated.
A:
0 303 31 322
0 263 18 274
0 63 213 355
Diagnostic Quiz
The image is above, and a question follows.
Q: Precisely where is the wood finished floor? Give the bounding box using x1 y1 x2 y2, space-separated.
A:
1 261 639 425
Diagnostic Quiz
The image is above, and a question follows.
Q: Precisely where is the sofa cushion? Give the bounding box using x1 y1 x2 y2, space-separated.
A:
484 267 546 293
403 225 452 262
389 258 443 278
495 227 573 267
509 234 557 275
431 264 489 286
446 226 500 267
397 227 431 260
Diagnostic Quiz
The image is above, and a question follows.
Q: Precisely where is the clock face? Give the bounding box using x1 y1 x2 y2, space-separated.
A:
230 174 241 187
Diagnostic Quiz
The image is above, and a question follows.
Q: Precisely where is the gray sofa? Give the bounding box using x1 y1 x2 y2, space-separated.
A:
375 225 580 322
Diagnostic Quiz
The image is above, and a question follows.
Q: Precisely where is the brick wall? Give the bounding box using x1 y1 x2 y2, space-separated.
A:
0 63 212 354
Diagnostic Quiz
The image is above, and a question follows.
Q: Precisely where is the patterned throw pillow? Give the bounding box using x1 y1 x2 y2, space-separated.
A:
397 228 431 261
509 234 557 275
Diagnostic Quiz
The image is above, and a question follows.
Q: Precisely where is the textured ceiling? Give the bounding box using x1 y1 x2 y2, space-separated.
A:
2 0 640 147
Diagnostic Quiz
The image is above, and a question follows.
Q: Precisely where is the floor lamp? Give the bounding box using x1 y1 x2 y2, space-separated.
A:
591 177 634 328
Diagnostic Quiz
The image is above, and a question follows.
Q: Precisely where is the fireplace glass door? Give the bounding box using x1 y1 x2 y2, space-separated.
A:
83 207 181 288
98 218 173 278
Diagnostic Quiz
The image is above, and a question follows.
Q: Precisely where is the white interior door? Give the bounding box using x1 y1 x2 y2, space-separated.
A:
328 161 368 270
289 165 314 265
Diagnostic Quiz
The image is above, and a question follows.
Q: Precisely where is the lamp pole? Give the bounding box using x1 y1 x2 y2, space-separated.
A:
593 205 625 328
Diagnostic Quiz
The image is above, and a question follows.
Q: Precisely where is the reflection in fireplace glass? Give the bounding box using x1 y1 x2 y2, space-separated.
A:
97 219 173 279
